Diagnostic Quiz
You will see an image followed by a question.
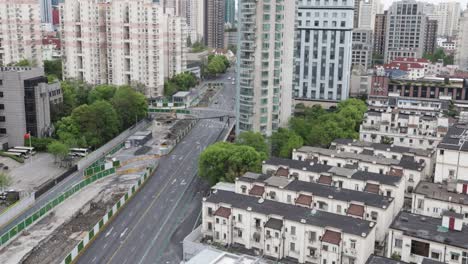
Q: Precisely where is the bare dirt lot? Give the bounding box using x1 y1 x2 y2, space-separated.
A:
0 173 140 264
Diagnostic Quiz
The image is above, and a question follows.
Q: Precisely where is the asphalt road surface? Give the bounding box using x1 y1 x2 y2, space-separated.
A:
76 71 236 264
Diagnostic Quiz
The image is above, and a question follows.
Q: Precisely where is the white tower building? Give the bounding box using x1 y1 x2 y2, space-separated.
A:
293 0 354 101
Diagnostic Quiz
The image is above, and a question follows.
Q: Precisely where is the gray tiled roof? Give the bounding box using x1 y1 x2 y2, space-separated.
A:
331 139 433 156
390 212 468 249
284 179 393 208
265 157 331 173
438 124 468 151
263 158 402 186
206 190 375 237
296 146 424 171
414 181 468 205
365 255 408 264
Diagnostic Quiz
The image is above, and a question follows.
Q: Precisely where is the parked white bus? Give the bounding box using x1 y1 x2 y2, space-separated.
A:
7 149 30 159
70 148 89 157
13 146 36 156
4 151 26 158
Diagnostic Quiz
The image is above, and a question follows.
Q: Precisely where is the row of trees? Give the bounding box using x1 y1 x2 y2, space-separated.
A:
198 99 368 185
164 72 198 96
35 82 148 163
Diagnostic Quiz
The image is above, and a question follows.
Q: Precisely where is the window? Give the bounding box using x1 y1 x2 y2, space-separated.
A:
267 244 270 251
371 211 378 221
431 251 440 260
323 245 329 251
337 205 342 213
216 218 219 224
394 239 402 248
290 242 296 252
215 231 219 239
238 229 242 237
266 230 271 237
255 218 261 228
291 226 296 235
238 214 242 223
287 195 292 203
350 239 356 249
241 185 247 194
208 222 212 230
411 240 430 257
309 231 316 242
449 170 455 177
462 252 467 264
451 252 460 261
275 232 279 238
439 149 444 155
0 116 4 122
275 246 278 253
0 80 3 85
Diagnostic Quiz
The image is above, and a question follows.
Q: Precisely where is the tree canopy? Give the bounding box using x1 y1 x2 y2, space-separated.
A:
236 131 269 159
164 72 198 96
112 86 148 128
270 128 304 158
198 142 263 185
47 141 70 162
289 98 367 147
206 55 229 75
44 60 63 80
423 48 454 66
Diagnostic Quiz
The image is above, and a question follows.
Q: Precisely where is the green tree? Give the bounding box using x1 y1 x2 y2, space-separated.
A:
55 116 86 147
88 84 117 104
164 72 198 96
236 131 269 159
47 141 70 163
270 128 304 158
191 41 207 52
0 173 12 191
424 48 454 66
198 142 263 185
372 53 384 65
111 86 148 129
14 59 32 66
71 100 121 148
44 60 63 80
207 56 227 75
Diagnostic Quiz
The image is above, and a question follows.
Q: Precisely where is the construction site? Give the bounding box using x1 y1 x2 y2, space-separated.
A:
0 113 197 264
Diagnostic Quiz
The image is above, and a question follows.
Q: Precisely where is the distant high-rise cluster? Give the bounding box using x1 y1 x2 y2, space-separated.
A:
0 2 42 66
456 6 468 70
59 0 187 98
205 0 225 48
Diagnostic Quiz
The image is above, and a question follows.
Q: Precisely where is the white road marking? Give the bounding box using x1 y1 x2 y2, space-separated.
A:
103 242 108 249
92 256 97 263
120 227 128 238
105 227 114 237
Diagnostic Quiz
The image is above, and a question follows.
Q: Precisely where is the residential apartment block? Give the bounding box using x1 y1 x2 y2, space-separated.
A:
429 2 461 37
202 189 376 264
412 181 468 223
236 0 295 135
434 124 468 183
293 0 353 101
384 0 428 62
387 212 468 264
181 0 205 42
0 1 43 66
293 146 426 192
263 157 406 211
235 172 396 243
373 12 387 57
331 138 435 178
455 6 468 71
352 29 373 71
424 19 438 55
0 67 61 148
60 0 187 98
359 107 450 150
204 0 224 48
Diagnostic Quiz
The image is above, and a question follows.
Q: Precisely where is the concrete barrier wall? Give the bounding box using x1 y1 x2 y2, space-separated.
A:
77 119 151 170
61 165 157 264
0 195 35 228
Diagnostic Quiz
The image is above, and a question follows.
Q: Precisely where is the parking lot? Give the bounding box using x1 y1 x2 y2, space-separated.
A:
3 153 67 194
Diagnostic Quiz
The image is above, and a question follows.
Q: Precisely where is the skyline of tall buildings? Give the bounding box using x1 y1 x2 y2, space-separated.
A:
429 1 461 37
40 0 53 24
59 0 187 98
